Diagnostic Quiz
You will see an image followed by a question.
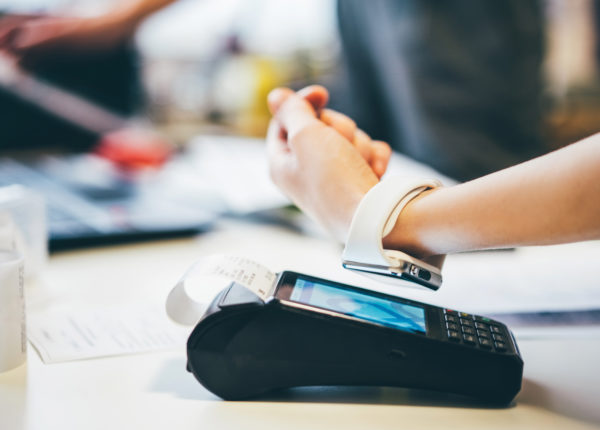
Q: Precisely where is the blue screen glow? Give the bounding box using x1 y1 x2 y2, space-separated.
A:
290 279 426 334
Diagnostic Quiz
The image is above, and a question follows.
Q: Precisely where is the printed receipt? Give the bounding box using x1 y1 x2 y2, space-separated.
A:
28 255 277 364
27 304 191 364
166 255 277 326
186 255 276 299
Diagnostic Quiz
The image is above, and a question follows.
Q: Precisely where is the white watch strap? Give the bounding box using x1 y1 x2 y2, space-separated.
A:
342 177 441 268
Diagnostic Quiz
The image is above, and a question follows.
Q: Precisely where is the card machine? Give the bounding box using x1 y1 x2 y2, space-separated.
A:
185 271 523 403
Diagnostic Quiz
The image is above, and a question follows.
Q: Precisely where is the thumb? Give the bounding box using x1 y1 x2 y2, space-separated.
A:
267 87 294 115
296 85 329 112
267 85 329 115
268 88 319 137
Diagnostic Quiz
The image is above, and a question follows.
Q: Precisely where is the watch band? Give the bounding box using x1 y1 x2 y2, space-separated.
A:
342 176 442 268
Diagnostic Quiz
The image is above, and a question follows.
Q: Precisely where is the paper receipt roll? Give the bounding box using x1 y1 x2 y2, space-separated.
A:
0 250 26 372
166 255 276 326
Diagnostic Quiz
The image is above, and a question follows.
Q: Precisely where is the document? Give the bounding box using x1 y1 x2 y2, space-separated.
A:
28 304 190 364
29 255 278 363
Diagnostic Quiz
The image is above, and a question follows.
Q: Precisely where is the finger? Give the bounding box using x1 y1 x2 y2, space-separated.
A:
296 85 329 112
9 20 51 51
273 92 319 138
0 28 17 49
266 118 289 159
266 119 293 186
267 87 294 115
371 140 392 178
0 16 30 41
0 23 17 45
320 108 357 143
352 128 374 164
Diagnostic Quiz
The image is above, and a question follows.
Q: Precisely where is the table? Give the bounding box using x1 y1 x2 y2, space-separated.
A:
1 218 599 430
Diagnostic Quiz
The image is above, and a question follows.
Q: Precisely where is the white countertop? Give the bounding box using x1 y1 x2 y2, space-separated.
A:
2 219 599 430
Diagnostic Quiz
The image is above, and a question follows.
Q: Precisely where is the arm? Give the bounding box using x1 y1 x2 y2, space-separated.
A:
385 133 600 257
103 0 179 28
267 87 600 255
0 0 177 56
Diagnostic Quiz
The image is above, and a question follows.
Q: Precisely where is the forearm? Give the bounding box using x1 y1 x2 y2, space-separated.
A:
384 133 600 257
103 0 177 32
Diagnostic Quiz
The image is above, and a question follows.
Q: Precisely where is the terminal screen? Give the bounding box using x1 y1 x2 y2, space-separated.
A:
289 278 427 334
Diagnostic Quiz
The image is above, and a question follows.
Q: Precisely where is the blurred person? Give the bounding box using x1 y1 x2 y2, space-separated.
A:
0 0 175 150
266 86 600 259
334 0 548 182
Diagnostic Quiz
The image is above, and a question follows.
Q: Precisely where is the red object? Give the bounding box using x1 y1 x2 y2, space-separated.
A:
95 128 175 170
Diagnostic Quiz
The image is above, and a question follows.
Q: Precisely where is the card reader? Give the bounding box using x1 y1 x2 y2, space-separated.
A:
185 271 523 403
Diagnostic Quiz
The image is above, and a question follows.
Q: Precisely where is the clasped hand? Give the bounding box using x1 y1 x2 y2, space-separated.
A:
266 85 392 241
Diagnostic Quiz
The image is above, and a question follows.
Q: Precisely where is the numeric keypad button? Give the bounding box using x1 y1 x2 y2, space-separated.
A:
479 338 493 349
445 315 458 324
460 318 474 328
447 330 461 342
462 326 475 335
495 341 507 352
446 322 459 331
462 334 476 345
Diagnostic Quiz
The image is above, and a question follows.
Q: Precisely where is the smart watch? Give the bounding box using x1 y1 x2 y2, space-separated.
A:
342 176 443 290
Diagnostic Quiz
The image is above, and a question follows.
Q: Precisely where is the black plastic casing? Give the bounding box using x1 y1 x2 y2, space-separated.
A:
186 272 523 404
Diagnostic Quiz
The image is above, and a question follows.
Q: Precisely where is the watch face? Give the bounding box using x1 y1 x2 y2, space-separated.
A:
276 273 427 334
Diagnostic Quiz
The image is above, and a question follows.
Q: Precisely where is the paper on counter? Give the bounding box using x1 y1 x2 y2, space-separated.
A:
27 304 190 364
28 255 277 364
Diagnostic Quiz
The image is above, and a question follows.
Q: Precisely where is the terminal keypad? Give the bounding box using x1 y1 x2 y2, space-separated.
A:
443 309 510 353
462 326 475 335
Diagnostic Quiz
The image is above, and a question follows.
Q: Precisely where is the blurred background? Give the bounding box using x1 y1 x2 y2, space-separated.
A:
136 0 340 140
0 0 599 252
1 0 597 147
144 0 600 149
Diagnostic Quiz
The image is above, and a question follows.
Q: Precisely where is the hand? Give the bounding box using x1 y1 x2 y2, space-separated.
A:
0 14 41 48
0 14 136 65
289 85 392 178
319 109 391 178
267 86 390 241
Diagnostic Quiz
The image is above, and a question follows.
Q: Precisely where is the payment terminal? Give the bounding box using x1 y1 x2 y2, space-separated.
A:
185 271 523 403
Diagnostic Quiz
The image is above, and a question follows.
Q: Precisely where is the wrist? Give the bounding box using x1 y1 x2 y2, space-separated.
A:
339 187 371 240
322 183 372 243
382 187 440 258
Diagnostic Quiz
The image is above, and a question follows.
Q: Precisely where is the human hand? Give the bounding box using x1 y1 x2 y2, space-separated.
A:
0 14 136 65
267 86 390 241
0 14 40 46
288 85 392 178
320 108 392 178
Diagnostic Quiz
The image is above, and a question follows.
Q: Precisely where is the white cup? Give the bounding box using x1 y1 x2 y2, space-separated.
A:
0 250 26 372
0 185 47 279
